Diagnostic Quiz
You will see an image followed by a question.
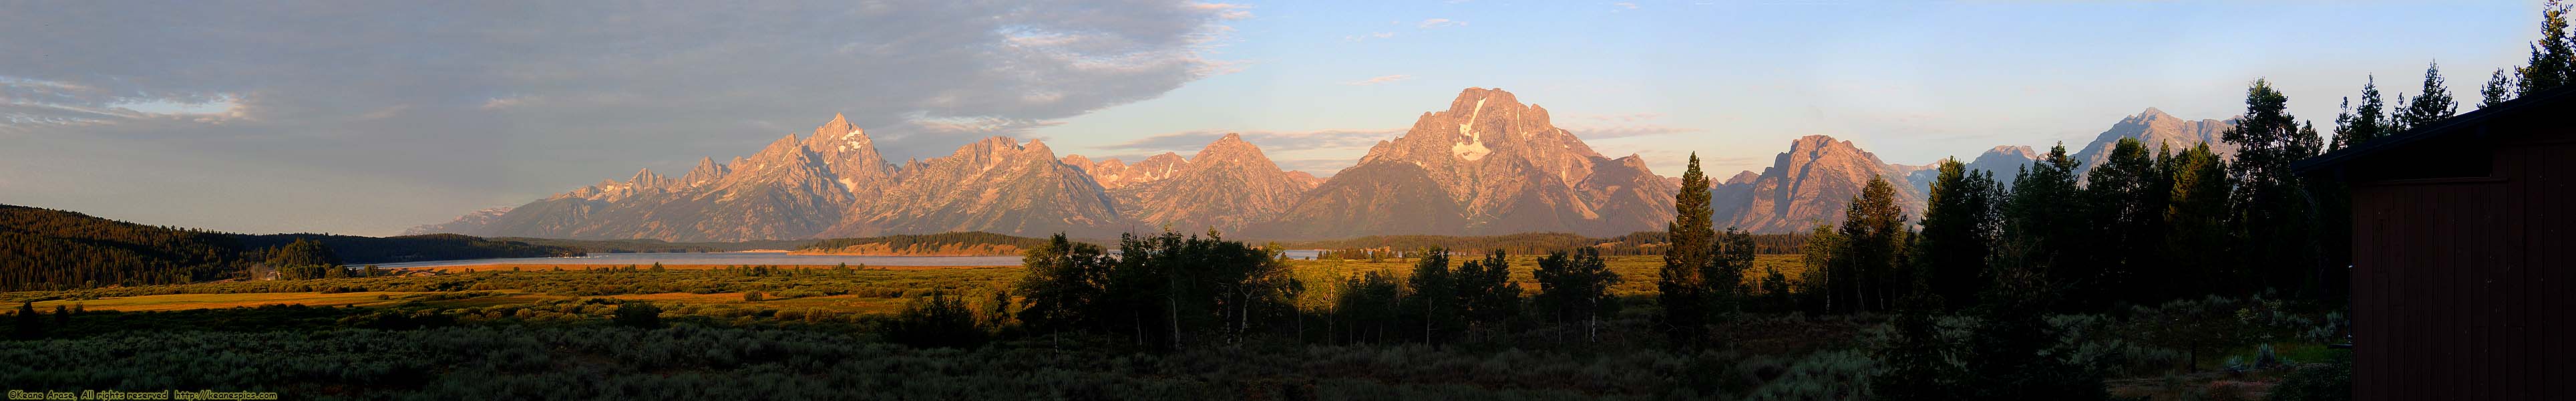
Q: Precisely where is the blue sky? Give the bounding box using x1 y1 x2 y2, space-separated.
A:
1047 1 2534 176
0 1 2546 235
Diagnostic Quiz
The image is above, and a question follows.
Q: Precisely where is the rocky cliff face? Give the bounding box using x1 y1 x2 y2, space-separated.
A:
1104 133 1317 235
1720 135 1926 233
1252 88 1678 238
823 137 1127 238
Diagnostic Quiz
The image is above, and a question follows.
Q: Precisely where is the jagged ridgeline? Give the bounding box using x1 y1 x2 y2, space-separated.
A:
0 204 582 291
792 232 1050 256
414 88 2244 241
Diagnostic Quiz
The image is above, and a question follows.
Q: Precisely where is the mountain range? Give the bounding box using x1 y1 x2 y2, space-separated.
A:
409 88 2240 241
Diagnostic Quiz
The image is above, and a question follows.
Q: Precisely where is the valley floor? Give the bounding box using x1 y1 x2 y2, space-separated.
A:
0 255 2342 400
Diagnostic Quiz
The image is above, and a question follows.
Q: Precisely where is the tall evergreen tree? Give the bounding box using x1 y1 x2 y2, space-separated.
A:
1911 158 2002 309
2392 61 2458 131
2521 0 2575 96
2163 144 2234 299
2483 68 2519 108
2002 144 2084 292
11 302 37 340
1835 175 1910 313
2220 79 2326 296
2081 138 2172 307
2330 76 2391 149
1660 154 1717 339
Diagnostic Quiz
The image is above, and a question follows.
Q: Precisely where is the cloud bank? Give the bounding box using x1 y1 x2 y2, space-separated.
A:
0 1 1247 235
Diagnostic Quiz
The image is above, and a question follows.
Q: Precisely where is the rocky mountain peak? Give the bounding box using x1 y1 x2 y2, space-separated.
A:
1724 170 1760 185
1192 132 1266 164
683 157 729 187
815 113 856 139
1984 145 2039 160
2124 107 2171 124
629 168 673 190
1722 134 1925 233
2075 107 2237 176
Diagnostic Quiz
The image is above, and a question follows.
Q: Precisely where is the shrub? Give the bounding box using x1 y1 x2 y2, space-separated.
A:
743 292 764 302
616 301 663 329
2264 352 2350 401
881 291 985 349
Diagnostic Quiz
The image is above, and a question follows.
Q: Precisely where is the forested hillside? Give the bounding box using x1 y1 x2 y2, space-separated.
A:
0 205 248 290
1 205 584 290
794 232 1048 256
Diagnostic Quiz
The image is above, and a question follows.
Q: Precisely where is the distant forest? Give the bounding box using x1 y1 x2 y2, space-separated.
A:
0 205 582 291
494 237 816 253
234 233 582 264
796 232 1049 255
1288 231 1807 259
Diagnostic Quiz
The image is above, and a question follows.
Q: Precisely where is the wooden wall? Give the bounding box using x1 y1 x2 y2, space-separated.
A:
2348 127 2571 400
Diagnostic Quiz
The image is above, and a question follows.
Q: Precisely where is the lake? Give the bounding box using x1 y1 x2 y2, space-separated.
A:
367 249 1327 269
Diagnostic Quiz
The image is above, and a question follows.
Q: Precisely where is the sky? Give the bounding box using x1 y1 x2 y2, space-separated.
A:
0 1 2545 236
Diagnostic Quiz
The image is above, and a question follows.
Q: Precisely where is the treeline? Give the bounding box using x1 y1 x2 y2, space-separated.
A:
796 231 1048 255
0 204 583 290
1001 232 1630 350
1290 231 1805 259
233 233 583 264
492 237 815 253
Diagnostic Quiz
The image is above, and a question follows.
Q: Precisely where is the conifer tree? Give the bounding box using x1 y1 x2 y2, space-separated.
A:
2521 0 2575 96
2164 144 2233 299
2483 68 2519 108
2221 79 2326 295
11 302 38 340
2003 144 2084 291
1708 227 1757 314
2330 76 2391 149
1836 175 1909 313
1913 158 2002 309
2392 61 2458 131
2081 138 2171 306
1660 154 1716 339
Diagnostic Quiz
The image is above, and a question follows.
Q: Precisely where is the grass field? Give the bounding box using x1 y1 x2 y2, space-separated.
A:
18 254 1805 315
29 291 448 311
414 263 1017 272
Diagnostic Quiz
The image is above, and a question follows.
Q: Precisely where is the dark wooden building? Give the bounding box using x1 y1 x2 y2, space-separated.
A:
2294 86 2575 400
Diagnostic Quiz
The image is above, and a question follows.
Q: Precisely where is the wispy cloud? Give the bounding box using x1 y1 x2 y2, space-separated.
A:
1344 75 1412 86
1561 112 1697 139
1189 3 1254 20
1418 18 1467 29
1612 2 1639 10
1343 31 1398 42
